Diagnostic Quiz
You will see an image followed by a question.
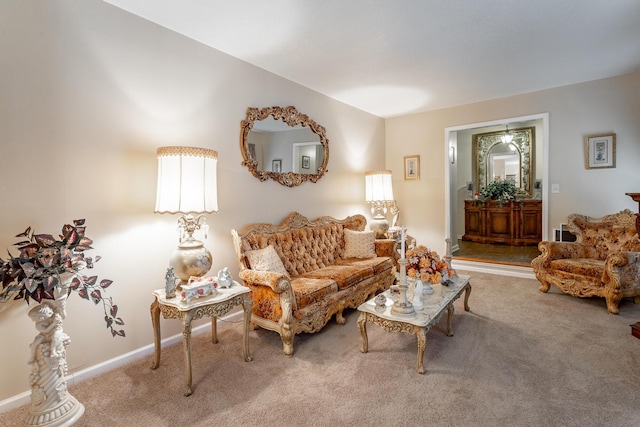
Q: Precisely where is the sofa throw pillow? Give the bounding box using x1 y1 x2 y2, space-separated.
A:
344 229 376 258
245 245 290 277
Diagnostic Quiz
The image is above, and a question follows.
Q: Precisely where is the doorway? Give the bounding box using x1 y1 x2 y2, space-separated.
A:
444 113 549 269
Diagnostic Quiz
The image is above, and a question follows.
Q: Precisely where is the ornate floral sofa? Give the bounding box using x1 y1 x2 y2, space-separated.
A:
231 212 396 356
531 209 640 314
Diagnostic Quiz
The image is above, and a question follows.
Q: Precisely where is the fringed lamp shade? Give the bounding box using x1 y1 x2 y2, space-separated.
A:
365 170 394 203
365 170 395 238
155 146 218 215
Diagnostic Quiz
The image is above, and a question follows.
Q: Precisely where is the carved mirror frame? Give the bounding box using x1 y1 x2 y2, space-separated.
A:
472 126 535 197
240 106 329 187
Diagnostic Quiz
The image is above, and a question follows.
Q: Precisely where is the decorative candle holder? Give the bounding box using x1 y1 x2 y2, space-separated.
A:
391 258 415 317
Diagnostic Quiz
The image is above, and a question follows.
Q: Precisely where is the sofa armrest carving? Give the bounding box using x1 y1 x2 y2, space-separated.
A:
239 269 291 293
238 269 295 322
603 251 640 292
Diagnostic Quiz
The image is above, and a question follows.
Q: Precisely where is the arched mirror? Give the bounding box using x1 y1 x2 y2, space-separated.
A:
240 106 329 187
472 126 535 197
487 143 520 185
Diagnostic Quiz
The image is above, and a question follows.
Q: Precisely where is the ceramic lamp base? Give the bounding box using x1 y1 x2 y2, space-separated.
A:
369 216 389 239
170 239 212 287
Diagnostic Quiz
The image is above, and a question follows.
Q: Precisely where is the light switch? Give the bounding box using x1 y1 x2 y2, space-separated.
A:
551 184 560 194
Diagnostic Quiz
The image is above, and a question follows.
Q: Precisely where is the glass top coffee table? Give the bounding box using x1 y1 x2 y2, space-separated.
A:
357 275 471 374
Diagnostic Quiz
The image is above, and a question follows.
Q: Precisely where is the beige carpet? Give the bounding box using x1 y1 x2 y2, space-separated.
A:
2 271 640 426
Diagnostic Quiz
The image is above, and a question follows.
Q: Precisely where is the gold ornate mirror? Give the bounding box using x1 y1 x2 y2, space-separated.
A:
472 127 535 197
240 106 329 187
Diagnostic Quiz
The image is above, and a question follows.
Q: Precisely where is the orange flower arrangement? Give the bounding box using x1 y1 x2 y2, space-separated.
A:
405 245 456 285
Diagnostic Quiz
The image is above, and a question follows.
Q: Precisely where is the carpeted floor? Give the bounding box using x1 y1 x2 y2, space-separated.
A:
2 271 639 426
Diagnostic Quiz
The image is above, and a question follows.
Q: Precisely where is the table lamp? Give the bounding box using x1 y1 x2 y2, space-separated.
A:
365 170 397 238
155 146 218 287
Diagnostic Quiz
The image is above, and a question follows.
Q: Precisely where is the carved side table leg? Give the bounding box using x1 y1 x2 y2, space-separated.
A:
416 327 426 374
357 313 369 353
242 293 253 362
464 283 472 311
150 299 161 369
211 316 218 344
182 311 194 396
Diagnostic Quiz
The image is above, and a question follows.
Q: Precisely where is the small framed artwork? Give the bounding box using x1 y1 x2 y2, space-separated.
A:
404 155 420 180
272 159 282 172
584 133 616 169
302 155 310 169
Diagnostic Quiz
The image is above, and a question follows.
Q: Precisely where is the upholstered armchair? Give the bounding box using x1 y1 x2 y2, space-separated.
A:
531 209 640 314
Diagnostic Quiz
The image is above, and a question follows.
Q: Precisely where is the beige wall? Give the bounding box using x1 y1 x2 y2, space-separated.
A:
386 71 640 255
0 1 385 401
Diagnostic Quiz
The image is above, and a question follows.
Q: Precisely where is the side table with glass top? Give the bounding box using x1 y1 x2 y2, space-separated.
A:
150 281 252 396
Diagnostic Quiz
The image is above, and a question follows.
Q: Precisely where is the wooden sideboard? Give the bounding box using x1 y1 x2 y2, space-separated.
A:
463 199 542 246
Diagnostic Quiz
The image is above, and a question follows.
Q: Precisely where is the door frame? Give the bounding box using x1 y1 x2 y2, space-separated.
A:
444 113 549 264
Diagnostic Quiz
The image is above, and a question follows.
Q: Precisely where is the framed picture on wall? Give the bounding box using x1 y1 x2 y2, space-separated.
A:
584 133 616 169
404 155 420 180
302 155 310 169
272 159 282 172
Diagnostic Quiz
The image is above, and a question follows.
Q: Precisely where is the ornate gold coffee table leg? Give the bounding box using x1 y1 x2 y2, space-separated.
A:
357 312 369 353
464 282 472 311
416 327 427 374
446 282 472 336
150 299 161 369
446 304 455 337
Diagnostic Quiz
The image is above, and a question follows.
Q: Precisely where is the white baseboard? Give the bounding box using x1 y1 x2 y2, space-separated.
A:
0 310 244 414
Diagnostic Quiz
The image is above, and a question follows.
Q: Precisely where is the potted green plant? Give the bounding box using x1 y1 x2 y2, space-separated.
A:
479 180 526 204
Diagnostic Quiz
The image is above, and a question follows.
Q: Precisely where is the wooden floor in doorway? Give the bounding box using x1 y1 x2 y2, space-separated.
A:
452 240 541 267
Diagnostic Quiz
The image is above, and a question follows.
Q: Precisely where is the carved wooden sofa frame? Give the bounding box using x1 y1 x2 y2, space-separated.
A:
532 209 640 314
231 212 396 356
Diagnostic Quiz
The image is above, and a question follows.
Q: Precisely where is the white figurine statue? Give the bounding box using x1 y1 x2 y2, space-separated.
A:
29 303 65 364
165 267 177 298
217 267 233 288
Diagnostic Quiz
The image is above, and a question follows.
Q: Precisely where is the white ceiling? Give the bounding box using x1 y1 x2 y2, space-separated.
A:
104 0 640 118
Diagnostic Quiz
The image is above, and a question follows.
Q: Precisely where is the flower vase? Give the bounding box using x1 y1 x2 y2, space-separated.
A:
422 278 434 295
25 275 85 427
